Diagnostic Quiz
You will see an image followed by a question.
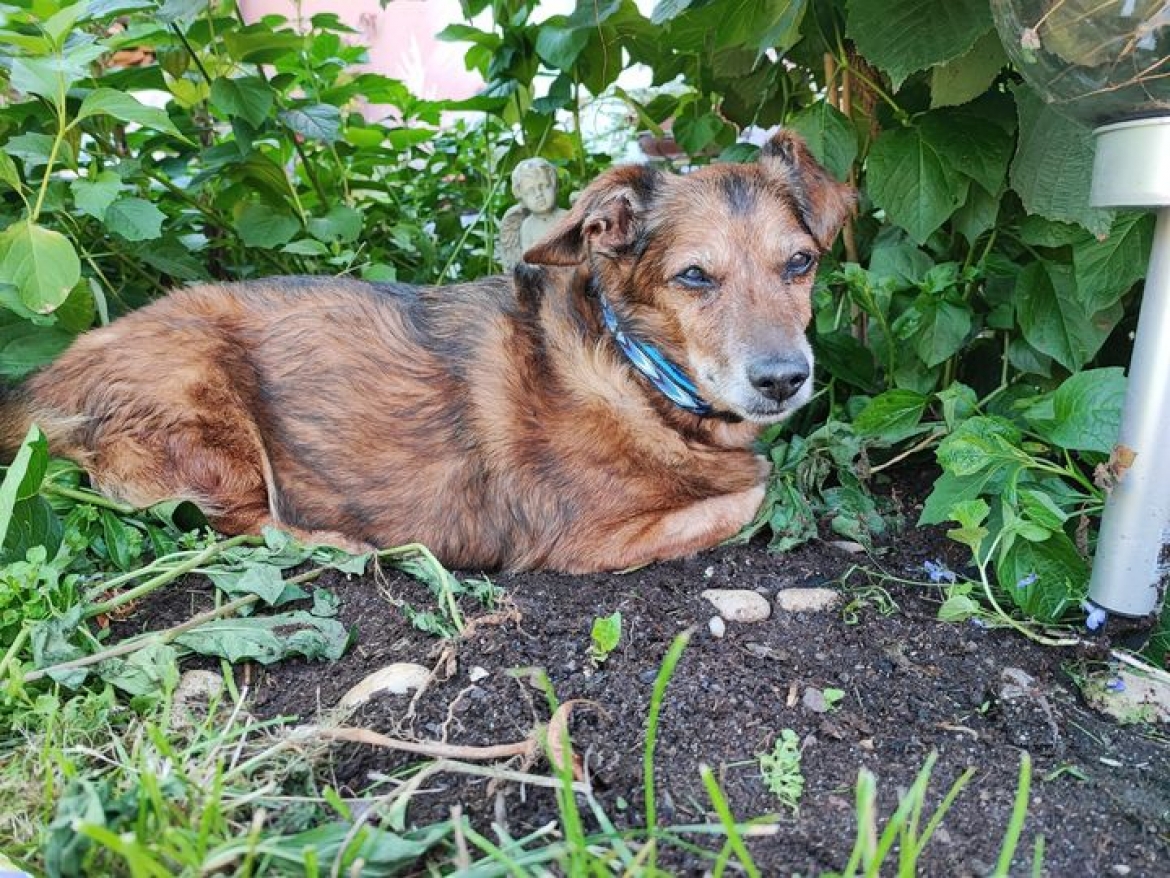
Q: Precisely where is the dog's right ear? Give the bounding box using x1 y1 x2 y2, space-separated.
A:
523 164 662 267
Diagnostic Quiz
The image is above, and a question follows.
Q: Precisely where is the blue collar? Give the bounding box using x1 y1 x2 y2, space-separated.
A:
598 295 713 417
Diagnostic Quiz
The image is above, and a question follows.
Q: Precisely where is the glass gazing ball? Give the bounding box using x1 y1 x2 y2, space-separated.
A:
991 0 1170 125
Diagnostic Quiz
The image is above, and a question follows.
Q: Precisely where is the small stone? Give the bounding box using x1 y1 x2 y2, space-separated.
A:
775 587 841 613
704 565 716 578
802 687 830 714
708 616 726 638
1111 866 1131 876
827 540 866 554
702 588 771 623
469 665 489 683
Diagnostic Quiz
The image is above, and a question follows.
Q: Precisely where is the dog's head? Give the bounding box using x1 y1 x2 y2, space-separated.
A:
524 130 854 424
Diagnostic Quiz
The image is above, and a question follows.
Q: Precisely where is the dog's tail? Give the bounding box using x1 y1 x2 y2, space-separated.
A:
0 382 34 461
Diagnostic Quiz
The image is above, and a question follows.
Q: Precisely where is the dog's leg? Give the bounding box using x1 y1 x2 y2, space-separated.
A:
571 484 767 573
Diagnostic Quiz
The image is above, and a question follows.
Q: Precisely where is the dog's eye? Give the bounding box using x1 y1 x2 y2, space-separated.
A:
676 266 713 289
785 251 816 277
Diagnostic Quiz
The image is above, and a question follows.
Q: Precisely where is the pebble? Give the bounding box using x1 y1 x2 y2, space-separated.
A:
802 687 830 714
775 587 841 613
827 540 866 554
469 665 489 683
702 588 771 623
708 616 726 638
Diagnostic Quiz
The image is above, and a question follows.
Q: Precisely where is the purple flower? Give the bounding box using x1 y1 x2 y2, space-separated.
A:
1106 677 1126 693
1016 572 1039 589
1082 600 1108 632
923 559 957 584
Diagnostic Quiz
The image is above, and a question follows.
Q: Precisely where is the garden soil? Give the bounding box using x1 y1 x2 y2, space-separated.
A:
127 470 1170 876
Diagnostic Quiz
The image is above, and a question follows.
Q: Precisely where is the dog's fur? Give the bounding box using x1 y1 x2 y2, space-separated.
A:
0 132 853 572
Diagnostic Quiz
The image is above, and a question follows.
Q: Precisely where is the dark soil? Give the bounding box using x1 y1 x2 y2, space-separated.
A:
129 472 1170 876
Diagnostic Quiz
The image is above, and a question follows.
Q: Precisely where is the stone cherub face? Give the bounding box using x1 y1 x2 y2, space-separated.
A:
512 158 558 215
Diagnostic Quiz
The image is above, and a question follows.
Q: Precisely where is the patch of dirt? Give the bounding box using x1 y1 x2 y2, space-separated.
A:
129 474 1170 876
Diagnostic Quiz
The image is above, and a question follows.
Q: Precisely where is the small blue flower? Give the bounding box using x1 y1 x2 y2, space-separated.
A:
923 559 957 584
1082 600 1108 632
1016 572 1039 589
1105 677 1126 693
970 618 989 629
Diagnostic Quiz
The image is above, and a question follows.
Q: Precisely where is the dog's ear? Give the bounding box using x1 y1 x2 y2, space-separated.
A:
760 130 856 250
523 164 662 266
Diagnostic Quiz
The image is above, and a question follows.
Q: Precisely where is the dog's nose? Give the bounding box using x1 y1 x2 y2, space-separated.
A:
748 355 810 402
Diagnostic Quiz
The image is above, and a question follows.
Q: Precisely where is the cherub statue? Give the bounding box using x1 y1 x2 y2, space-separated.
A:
499 158 568 271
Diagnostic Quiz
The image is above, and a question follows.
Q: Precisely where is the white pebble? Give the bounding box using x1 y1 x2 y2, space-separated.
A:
702 589 771 623
708 616 726 638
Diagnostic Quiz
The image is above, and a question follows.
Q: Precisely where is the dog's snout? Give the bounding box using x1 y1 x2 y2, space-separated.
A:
748 355 810 403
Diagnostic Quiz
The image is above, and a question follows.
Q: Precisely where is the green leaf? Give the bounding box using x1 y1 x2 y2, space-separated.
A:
915 296 973 368
1072 212 1155 311
236 203 300 249
210 76 274 128
995 532 1086 622
279 104 342 143
99 642 179 698
946 497 989 553
866 124 969 244
814 330 878 392
0 425 48 547
787 102 858 181
4 133 71 171
930 28 1008 108
100 509 138 571
1016 261 1122 373
174 611 349 664
1010 84 1112 236
104 197 166 242
673 105 727 156
71 170 122 220
937 382 977 430
852 389 928 443
307 206 363 244
846 0 992 88
1023 367 1126 453
0 220 80 313
936 416 1024 477
10 52 100 107
590 611 622 662
77 88 184 138
0 152 21 192
534 19 591 70
3 495 63 564
767 478 818 552
0 315 75 378
208 562 287 604
919 110 1013 197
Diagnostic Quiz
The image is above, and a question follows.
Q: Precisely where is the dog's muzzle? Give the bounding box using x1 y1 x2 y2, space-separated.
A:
747 354 810 404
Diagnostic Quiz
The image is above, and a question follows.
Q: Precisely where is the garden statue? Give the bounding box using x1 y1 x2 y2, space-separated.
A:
499 158 568 270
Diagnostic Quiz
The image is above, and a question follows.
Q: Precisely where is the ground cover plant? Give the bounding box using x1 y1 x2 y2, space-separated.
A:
1 0 1169 874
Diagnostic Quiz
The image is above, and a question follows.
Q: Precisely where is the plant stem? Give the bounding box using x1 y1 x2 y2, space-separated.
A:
86 534 257 620
42 483 136 514
22 593 261 684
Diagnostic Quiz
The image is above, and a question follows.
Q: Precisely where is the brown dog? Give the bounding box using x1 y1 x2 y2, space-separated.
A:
0 132 853 572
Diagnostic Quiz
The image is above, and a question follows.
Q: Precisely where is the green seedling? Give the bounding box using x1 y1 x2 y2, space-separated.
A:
758 729 804 813
588 611 622 664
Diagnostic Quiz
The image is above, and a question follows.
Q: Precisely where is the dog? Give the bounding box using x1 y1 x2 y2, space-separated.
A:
0 131 853 572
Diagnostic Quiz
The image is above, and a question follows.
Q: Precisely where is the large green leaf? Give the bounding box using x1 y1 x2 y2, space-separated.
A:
930 28 1008 108
1016 261 1122 372
846 0 991 88
0 220 80 313
236 203 300 249
1010 85 1112 236
1072 211 1155 311
174 611 349 664
0 425 48 547
71 170 122 220
787 102 857 181
279 104 342 143
914 296 973 368
866 124 969 244
919 109 1013 197
0 315 75 377
1023 367 1125 453
995 531 1086 622
105 197 166 242
209 76 274 128
852 389 928 443
77 88 184 137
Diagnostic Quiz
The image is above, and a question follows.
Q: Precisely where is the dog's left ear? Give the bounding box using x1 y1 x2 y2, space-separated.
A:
523 164 662 267
760 130 856 250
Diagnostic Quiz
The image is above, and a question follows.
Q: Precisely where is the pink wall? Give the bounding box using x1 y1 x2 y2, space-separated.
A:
240 0 483 105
